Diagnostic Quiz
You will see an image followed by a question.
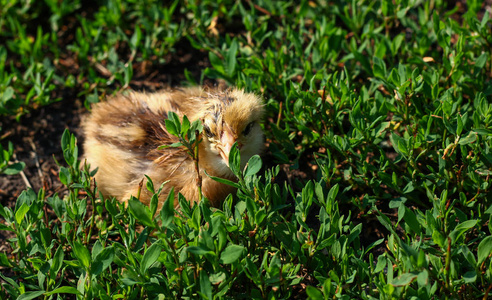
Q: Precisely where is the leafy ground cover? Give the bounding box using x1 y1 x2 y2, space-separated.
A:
1 0 492 299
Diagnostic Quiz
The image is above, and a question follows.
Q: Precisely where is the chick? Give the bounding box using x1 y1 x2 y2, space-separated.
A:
83 87 264 208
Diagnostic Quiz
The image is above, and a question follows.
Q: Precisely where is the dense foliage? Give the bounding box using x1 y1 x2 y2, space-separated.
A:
1 0 491 299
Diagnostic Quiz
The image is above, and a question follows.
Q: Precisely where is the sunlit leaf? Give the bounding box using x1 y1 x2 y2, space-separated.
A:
72 241 90 270
219 244 245 264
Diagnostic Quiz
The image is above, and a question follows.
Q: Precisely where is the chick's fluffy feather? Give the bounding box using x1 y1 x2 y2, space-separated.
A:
83 87 264 208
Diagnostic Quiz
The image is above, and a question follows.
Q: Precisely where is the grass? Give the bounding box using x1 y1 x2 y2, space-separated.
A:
1 0 492 299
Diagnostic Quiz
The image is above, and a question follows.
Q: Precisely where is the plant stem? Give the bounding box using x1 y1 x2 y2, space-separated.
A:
87 189 96 244
194 130 203 202
162 234 183 297
444 237 451 290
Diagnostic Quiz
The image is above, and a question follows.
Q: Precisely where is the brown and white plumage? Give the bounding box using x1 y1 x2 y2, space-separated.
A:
83 87 264 208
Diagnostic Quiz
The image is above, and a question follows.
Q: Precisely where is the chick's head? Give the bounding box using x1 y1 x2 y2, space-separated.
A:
198 89 264 177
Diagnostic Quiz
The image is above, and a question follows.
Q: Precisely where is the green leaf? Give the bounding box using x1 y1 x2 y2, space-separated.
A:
390 132 408 157
244 257 259 279
105 198 119 216
50 245 65 277
160 187 175 227
404 207 421 235
353 51 372 75
473 128 492 136
481 11 490 29
72 241 91 270
187 246 215 256
170 112 181 133
130 25 141 49
140 242 162 274
306 286 324 299
3 161 25 175
149 194 159 217
159 142 184 149
2 86 14 101
402 181 414 194
457 115 463 136
219 244 245 264
462 245 477 266
92 241 103 260
124 63 133 86
200 270 212 300
377 213 397 236
209 51 225 75
165 119 178 136
432 230 446 248
392 273 417 286
190 203 201 230
244 155 262 177
128 197 154 228
144 175 155 195
475 53 487 69
45 286 81 296
61 129 70 151
322 278 332 297
477 236 492 264
417 250 426 268
91 246 115 276
449 220 478 244
121 276 140 286
0 272 18 289
17 291 46 300
217 222 227 252
255 208 267 225
226 38 238 78
205 170 240 188
327 184 339 202
181 115 190 135
374 255 386 273
15 203 29 225
373 56 387 78
463 271 477 283
191 119 203 133
489 214 492 235
228 143 241 176
417 269 429 286
58 167 71 185
374 121 390 137
0 223 13 232
458 131 477 145
209 271 226 285
0 252 12 267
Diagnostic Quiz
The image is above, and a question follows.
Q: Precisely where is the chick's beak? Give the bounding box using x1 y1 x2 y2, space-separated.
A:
219 130 236 164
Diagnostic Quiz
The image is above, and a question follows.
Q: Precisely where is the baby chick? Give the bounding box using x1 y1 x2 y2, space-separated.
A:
83 87 264 208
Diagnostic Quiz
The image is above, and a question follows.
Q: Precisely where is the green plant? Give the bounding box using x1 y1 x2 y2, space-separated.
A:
0 141 25 175
1 1 492 299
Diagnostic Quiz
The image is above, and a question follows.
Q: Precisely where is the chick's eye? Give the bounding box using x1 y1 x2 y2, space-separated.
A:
243 122 255 136
204 125 214 138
